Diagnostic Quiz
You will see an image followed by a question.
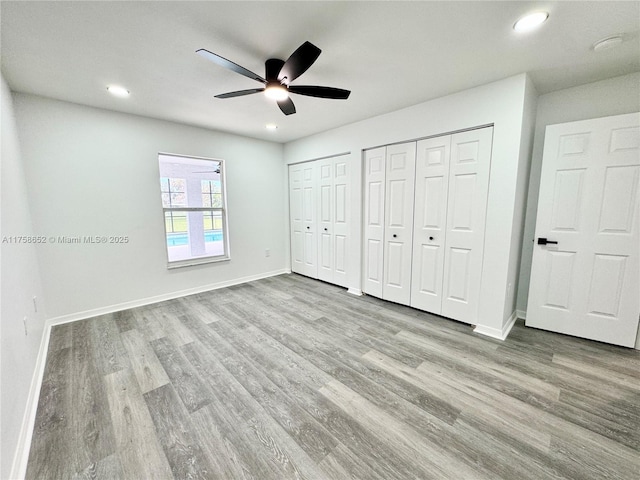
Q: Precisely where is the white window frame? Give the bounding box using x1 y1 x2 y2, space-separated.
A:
158 152 230 268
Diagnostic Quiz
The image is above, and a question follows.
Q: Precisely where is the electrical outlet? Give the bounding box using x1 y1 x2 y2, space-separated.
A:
33 296 38 313
265 249 271 257
23 316 28 336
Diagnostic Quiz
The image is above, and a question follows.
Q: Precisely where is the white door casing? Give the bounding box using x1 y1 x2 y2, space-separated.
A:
383 142 417 305
441 128 493 323
526 112 640 347
364 147 387 298
411 135 451 313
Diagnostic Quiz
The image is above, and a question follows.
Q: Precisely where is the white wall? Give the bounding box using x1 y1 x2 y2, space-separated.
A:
285 74 532 337
502 75 538 322
13 94 287 320
517 73 640 338
0 77 47 479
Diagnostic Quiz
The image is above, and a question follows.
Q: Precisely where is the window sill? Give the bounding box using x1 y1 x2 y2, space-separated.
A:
167 255 230 269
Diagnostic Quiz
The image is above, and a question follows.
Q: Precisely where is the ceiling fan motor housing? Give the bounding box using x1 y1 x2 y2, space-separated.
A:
265 58 285 83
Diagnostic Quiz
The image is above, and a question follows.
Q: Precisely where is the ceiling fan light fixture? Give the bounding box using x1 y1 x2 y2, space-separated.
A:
264 84 288 101
513 11 549 32
107 85 130 97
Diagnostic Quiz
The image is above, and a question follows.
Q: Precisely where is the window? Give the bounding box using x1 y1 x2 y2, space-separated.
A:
158 153 229 267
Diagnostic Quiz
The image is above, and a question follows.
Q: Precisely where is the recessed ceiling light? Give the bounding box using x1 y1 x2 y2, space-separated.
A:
513 12 549 32
266 123 278 131
593 35 624 52
107 85 130 97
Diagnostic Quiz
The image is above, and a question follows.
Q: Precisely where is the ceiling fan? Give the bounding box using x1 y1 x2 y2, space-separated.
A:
196 41 350 115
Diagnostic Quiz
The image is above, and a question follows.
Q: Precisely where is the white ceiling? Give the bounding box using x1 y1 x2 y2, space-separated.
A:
2 1 639 143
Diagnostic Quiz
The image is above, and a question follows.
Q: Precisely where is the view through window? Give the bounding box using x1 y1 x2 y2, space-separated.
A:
158 153 229 266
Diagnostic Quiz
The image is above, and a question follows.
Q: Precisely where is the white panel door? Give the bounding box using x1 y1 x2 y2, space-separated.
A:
317 158 334 283
289 164 305 275
441 127 493 323
383 142 416 305
363 147 386 298
332 157 350 287
301 162 318 278
411 135 451 313
527 113 640 347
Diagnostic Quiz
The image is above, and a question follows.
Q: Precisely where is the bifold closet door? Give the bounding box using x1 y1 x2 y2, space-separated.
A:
363 147 387 297
383 142 416 305
289 162 318 278
317 157 350 287
441 127 493 322
411 135 451 313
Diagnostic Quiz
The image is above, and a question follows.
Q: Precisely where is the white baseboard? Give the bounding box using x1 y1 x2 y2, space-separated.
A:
48 268 289 327
517 309 526 320
347 288 362 296
474 310 518 341
10 321 53 480
10 268 288 479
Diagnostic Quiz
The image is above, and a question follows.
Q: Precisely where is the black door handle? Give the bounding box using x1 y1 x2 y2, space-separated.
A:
537 237 558 245
392 234 397 238
306 226 310 229
324 228 328 231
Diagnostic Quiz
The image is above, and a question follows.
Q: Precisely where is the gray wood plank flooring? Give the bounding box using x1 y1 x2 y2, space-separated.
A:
26 273 640 479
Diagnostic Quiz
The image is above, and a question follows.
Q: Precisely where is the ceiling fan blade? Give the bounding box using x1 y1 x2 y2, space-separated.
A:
277 41 321 85
215 88 264 99
277 97 296 115
288 85 351 99
196 49 266 84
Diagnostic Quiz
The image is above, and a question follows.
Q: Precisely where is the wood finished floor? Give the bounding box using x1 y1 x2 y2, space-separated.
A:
26 274 640 480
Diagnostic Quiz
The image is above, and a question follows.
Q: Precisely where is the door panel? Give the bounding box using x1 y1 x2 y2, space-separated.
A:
542 250 576 309
446 247 471 302
441 127 493 323
550 169 585 231
411 135 450 312
527 112 640 347
300 162 318 278
289 165 304 274
318 158 333 283
449 173 477 231
364 147 387 297
332 158 350 287
383 142 416 305
598 165 638 233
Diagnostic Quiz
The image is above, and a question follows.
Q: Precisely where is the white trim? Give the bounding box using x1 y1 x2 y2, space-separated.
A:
473 310 519 341
48 269 288 327
347 288 363 296
10 322 52 480
9 268 288 479
516 309 527 320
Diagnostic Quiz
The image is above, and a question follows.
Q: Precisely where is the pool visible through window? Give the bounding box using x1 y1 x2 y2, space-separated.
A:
158 153 230 267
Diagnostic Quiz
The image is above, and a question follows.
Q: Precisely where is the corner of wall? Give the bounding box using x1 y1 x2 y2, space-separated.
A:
503 74 538 323
1 76 48 480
